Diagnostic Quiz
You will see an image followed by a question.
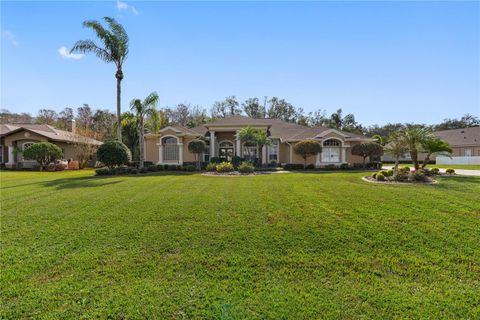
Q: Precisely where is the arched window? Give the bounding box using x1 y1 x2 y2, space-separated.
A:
219 141 234 148
162 137 178 161
323 139 341 147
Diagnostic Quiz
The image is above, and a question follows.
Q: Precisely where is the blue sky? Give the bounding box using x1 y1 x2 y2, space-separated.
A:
1 1 479 126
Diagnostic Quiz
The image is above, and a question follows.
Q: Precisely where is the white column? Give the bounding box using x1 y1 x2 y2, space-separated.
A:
235 130 241 157
6 145 15 167
210 131 215 158
158 145 163 164
262 145 267 164
289 143 293 163
178 143 183 165
341 147 347 163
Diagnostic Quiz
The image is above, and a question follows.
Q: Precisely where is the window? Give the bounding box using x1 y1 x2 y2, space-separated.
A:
243 144 257 162
323 139 341 146
268 139 279 162
22 142 35 160
464 148 473 157
163 137 178 161
204 145 210 162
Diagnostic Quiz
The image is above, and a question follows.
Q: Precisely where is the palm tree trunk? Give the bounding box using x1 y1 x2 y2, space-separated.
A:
116 69 123 141
422 154 431 169
394 156 399 172
362 156 366 168
411 148 419 170
139 120 145 169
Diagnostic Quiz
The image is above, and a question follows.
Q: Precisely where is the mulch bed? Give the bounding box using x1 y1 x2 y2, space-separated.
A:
362 176 438 185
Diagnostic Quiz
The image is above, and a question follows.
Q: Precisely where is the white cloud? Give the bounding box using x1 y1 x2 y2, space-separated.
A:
58 46 84 60
116 0 139 15
2 30 19 46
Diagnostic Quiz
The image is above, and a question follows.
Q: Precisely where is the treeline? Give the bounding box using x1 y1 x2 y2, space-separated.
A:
1 95 478 143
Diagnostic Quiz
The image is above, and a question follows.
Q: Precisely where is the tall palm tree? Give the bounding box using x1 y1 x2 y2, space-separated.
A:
130 92 159 169
71 17 129 141
401 126 433 170
384 133 408 171
421 138 452 169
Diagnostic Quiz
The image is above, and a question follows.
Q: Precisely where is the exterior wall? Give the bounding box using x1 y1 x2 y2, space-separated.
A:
279 142 291 163
4 131 48 146
145 136 160 164
182 137 197 163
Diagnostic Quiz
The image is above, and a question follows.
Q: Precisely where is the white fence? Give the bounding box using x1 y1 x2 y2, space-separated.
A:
436 156 480 165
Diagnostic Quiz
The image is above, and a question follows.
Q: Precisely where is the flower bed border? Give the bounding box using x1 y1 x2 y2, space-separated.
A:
362 176 438 185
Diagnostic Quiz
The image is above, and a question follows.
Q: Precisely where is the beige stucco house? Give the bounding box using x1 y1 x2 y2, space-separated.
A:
0 120 102 168
144 115 374 167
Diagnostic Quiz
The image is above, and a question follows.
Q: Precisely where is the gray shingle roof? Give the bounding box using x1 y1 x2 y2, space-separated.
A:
434 127 480 147
0 124 102 145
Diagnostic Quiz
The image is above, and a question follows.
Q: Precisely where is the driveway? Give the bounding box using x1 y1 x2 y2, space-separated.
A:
382 166 480 177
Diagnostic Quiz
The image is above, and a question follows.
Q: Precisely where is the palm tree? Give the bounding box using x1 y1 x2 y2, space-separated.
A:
71 17 129 141
130 92 160 169
384 133 408 171
254 130 272 165
400 126 433 170
421 138 452 169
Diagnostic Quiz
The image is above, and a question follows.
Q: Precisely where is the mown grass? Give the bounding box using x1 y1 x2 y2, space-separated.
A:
1 170 479 319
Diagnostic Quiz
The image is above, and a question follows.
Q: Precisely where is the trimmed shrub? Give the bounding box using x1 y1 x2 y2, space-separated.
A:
183 164 196 172
238 161 255 173
216 162 234 173
306 164 315 170
446 168 455 175
206 163 217 171
232 156 244 168
268 161 278 168
400 166 410 173
293 140 322 168
371 172 377 179
430 167 440 175
410 170 429 182
393 171 409 182
324 164 337 170
129 167 138 174
376 173 385 181
283 163 304 170
139 167 148 174
22 142 63 171
95 167 112 176
97 141 131 168
366 161 382 170
210 157 221 164
379 170 388 176
340 163 350 170
386 169 393 177
156 164 164 171
147 165 158 172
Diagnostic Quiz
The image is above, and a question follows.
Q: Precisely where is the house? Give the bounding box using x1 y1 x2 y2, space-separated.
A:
0 120 102 168
382 126 480 165
434 127 480 165
144 115 374 167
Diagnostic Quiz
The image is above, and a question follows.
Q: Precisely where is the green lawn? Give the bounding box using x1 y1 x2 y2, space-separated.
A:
1 170 479 319
383 163 480 170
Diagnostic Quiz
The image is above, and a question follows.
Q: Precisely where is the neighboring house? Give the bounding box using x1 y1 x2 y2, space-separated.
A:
144 115 374 167
382 126 480 164
434 127 480 165
0 120 102 168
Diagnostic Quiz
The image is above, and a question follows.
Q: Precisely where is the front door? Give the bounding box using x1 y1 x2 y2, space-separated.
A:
322 147 340 163
219 148 234 161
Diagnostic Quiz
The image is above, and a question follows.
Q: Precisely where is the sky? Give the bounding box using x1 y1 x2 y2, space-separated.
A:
1 1 479 126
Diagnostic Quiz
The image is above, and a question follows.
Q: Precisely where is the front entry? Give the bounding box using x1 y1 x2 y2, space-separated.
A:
322 147 340 163
219 147 234 161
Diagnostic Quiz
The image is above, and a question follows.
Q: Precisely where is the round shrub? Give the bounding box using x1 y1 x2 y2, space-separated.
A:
210 157 221 164
371 172 377 179
22 142 63 171
446 168 455 174
306 164 315 170
216 162 234 173
206 163 217 171
184 164 197 172
139 167 148 174
400 166 410 173
238 161 254 173
95 167 112 176
147 165 158 172
386 169 394 177
376 173 385 181
379 170 388 176
96 141 131 168
430 167 440 175
410 170 428 182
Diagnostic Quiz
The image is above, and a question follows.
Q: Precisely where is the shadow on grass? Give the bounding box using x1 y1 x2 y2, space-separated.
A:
432 175 480 190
